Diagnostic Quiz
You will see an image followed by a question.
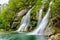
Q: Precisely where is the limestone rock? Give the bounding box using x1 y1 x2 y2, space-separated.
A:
48 35 55 40
44 27 55 36
11 22 18 28
11 9 29 29
17 9 28 17
48 33 60 40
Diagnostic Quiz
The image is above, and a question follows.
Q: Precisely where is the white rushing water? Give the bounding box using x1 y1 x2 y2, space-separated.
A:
0 0 9 4
37 0 47 26
27 1 52 35
0 0 9 11
37 3 44 27
16 8 33 32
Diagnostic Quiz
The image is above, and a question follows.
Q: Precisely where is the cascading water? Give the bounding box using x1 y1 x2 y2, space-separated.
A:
37 5 44 27
36 0 46 27
16 8 32 32
28 1 52 35
0 0 54 40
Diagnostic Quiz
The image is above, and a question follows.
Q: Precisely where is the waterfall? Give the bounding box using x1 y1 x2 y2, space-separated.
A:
37 4 44 27
16 8 33 32
0 0 9 4
27 1 52 35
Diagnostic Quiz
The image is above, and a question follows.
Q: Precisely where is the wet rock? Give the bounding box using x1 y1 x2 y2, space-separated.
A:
55 33 60 40
48 35 55 40
44 27 55 36
48 33 60 40
14 18 18 22
11 22 18 28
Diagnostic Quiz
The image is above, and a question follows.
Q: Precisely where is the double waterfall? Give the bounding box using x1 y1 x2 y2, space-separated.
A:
16 0 52 35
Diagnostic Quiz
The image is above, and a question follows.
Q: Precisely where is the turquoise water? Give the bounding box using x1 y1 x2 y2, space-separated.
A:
0 32 48 40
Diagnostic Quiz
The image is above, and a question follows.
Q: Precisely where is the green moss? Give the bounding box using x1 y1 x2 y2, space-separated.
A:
26 0 51 32
49 0 60 34
0 0 36 31
51 0 60 18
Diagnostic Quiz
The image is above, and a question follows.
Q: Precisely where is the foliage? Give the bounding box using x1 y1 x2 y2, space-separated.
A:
0 0 36 31
0 0 60 32
27 0 51 31
49 0 60 33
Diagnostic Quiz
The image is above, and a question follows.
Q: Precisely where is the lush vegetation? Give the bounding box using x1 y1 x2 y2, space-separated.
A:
0 0 36 31
0 0 60 33
48 0 60 34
